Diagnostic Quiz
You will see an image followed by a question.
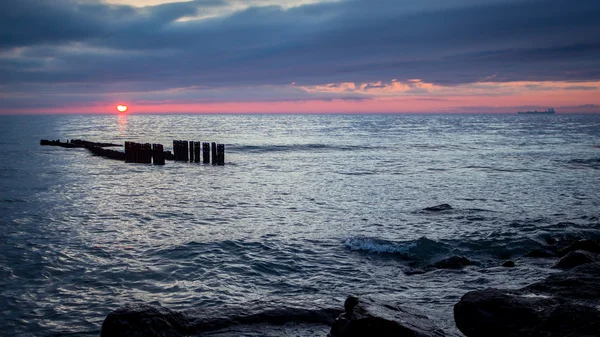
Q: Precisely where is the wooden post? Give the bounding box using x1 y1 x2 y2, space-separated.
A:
177 140 183 161
194 142 200 163
189 141 194 163
217 144 225 165
202 142 210 164
134 142 141 163
153 144 165 165
183 141 189 162
125 141 131 162
143 143 152 163
173 140 178 161
211 142 217 165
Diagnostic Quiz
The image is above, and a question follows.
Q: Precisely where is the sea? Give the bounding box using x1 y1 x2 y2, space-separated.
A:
1 113 599 337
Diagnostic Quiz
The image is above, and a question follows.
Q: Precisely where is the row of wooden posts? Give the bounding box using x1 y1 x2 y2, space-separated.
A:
172 140 225 165
41 139 225 166
124 141 224 165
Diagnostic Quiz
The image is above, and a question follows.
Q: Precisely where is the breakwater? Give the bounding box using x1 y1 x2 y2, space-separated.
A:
40 139 225 165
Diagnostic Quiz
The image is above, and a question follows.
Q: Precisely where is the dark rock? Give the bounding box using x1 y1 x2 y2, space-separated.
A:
329 296 445 337
553 250 599 269
432 256 474 269
454 262 600 337
101 304 189 337
454 289 600 337
501 260 515 268
525 262 600 300
422 204 453 212
523 248 556 258
557 239 600 257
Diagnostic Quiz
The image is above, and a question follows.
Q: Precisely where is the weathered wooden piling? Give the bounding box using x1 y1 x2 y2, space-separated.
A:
124 141 153 163
189 141 194 163
217 144 225 165
202 142 210 164
211 142 217 165
183 141 189 162
173 140 189 161
152 144 165 165
194 142 201 163
125 141 133 162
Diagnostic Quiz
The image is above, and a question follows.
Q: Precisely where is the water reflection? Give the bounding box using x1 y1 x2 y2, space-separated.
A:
117 114 127 135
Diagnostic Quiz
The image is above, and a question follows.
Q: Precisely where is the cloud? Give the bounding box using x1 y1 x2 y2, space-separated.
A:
563 86 598 91
1 0 600 110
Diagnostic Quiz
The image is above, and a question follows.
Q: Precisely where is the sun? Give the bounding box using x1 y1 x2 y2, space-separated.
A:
116 104 128 113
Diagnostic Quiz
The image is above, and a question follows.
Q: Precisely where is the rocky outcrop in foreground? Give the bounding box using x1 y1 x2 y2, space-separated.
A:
328 296 445 337
101 304 189 337
101 296 446 337
454 262 600 337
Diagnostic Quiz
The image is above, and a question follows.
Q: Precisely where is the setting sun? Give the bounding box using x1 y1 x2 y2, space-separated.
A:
116 104 128 113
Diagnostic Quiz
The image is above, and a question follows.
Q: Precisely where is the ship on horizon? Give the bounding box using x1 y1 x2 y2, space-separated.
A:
517 108 556 115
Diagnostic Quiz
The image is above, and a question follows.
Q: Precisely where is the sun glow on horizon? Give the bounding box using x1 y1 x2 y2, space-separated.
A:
116 104 128 113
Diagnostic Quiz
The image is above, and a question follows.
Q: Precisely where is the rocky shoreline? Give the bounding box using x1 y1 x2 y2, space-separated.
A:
100 236 600 337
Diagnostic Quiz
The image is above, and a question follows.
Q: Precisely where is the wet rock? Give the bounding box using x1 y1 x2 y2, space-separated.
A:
557 239 600 257
422 204 453 212
454 262 600 337
553 250 599 269
329 296 445 337
501 260 515 268
432 256 474 269
525 262 600 300
101 304 189 337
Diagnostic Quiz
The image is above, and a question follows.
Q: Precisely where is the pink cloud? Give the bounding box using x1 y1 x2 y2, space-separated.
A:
3 81 599 114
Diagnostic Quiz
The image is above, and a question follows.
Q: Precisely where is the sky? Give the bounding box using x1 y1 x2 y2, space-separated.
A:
1 0 599 114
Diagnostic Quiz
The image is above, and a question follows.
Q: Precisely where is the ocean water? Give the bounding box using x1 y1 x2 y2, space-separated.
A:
1 113 599 336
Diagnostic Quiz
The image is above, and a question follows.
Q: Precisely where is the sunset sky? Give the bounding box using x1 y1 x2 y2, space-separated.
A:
1 0 599 114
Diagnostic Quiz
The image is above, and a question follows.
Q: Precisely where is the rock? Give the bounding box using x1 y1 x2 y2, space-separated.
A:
523 248 556 258
422 204 453 212
454 262 600 337
501 260 515 268
525 262 600 300
553 250 599 269
329 296 445 337
557 239 600 257
454 289 600 337
432 256 474 269
101 304 189 337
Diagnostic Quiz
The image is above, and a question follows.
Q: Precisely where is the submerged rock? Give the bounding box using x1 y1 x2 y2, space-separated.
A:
557 239 600 257
501 260 515 268
422 204 453 212
454 262 600 337
553 250 599 269
101 304 189 337
432 256 475 269
329 296 445 337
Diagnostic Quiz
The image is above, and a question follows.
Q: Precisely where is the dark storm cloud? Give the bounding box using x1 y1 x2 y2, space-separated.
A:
1 0 600 104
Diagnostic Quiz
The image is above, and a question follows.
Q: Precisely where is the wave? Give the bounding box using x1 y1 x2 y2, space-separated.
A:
344 236 450 262
230 144 380 154
567 158 600 169
342 233 586 266
463 165 550 173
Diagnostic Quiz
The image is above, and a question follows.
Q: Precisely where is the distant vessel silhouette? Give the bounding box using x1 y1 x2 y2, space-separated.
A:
517 108 555 115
